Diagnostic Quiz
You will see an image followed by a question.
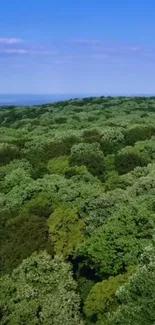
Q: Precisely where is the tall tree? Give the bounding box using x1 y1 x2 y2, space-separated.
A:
107 243 155 325
0 251 84 325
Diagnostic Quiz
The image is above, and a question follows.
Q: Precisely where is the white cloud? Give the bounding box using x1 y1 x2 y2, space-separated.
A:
0 49 28 54
0 38 22 45
0 48 57 55
70 39 101 45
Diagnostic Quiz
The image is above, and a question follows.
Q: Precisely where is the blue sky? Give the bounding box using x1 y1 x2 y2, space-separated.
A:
0 0 155 95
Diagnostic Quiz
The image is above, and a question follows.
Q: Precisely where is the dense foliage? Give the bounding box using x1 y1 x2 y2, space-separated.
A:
1 96 155 324
0 252 83 325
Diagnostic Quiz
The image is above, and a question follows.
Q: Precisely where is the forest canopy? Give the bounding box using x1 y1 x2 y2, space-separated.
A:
1 96 155 324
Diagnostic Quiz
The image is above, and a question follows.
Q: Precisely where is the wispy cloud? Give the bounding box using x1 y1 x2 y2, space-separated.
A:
0 38 22 45
0 37 58 57
11 64 28 68
119 46 142 53
69 39 144 54
70 39 101 45
0 37 152 67
0 49 28 54
31 50 57 55
91 54 110 60
0 48 57 56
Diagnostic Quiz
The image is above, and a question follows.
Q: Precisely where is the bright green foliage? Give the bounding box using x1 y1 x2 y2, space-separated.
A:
135 138 155 160
64 165 88 178
116 163 155 189
0 159 32 177
100 128 124 154
47 156 69 174
76 206 154 277
0 252 84 325
0 171 102 212
107 244 155 325
48 205 85 258
2 167 31 191
84 268 135 323
0 159 32 192
78 189 131 235
70 142 105 180
0 178 43 210
22 191 54 218
2 97 155 325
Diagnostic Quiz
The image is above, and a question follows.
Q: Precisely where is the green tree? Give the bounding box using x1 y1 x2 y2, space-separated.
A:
82 129 101 143
70 142 105 181
2 167 31 191
47 156 69 174
124 125 155 146
0 215 50 274
64 165 88 179
0 143 20 166
22 191 54 218
100 128 124 154
115 146 150 175
76 206 154 277
107 244 155 325
48 205 85 258
84 268 134 324
0 252 84 325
